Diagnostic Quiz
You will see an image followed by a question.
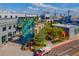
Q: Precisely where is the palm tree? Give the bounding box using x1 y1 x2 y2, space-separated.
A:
34 27 47 47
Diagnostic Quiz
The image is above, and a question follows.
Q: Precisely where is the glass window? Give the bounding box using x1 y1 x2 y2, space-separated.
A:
2 35 6 43
46 17 50 19
10 16 12 18
2 27 6 31
9 26 11 29
13 31 16 37
0 16 1 18
5 16 7 18
13 31 16 34
15 16 17 18
2 36 6 40
8 32 12 37
13 25 16 28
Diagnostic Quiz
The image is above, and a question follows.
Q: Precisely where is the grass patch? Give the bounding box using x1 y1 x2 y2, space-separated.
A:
52 40 63 44
51 37 69 45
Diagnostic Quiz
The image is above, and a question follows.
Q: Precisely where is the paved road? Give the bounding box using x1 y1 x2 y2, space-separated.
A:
0 42 33 56
44 39 79 56
60 45 79 56
72 46 79 56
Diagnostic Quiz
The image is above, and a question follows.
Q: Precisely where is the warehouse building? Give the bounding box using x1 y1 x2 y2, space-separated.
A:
52 24 79 38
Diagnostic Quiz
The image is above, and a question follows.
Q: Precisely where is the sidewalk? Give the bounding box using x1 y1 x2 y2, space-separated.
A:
43 33 79 55
52 33 79 49
0 42 33 56
73 52 79 56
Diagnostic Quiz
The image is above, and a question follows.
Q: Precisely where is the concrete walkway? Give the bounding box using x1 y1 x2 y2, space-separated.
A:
52 33 79 48
44 33 79 56
73 52 79 56
0 42 33 56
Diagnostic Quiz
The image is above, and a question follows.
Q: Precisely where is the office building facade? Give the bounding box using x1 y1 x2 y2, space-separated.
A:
0 13 17 44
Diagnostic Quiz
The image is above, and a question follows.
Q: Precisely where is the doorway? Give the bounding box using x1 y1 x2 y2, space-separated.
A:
2 35 6 44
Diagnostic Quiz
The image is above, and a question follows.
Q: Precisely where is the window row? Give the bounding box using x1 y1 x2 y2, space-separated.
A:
2 25 16 31
0 16 17 18
1 31 16 43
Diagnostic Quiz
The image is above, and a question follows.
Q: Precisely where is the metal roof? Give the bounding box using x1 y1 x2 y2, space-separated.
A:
52 24 78 28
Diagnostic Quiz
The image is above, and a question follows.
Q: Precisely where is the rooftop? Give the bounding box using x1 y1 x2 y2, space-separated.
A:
52 24 78 28
0 18 17 24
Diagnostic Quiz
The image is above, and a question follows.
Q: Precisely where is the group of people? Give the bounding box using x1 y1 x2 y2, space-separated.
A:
21 42 32 50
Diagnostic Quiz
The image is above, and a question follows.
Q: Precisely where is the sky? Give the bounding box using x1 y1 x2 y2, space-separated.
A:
0 3 79 15
46 3 79 8
0 3 79 9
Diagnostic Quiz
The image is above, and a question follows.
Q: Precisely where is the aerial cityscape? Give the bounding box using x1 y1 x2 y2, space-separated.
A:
0 3 79 56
